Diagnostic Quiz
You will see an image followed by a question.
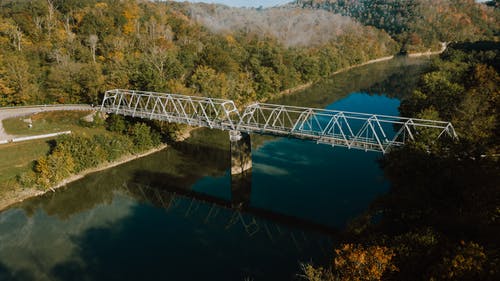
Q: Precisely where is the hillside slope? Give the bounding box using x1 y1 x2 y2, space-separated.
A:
292 0 499 53
0 0 399 106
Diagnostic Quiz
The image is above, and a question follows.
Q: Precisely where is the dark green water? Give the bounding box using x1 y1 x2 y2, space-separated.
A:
0 57 429 281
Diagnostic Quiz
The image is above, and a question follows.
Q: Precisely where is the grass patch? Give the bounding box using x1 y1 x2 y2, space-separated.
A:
2 110 93 136
0 111 112 191
0 139 50 182
0 139 51 197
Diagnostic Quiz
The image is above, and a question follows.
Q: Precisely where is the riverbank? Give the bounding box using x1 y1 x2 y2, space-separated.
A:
0 144 168 212
270 47 446 100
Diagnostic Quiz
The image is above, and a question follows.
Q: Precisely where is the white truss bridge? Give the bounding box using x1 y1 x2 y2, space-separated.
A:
101 89 458 153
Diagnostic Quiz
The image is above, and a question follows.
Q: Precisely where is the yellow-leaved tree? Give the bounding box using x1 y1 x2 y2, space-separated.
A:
333 244 398 281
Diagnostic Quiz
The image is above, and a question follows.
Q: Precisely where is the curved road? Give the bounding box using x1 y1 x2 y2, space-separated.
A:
0 105 94 141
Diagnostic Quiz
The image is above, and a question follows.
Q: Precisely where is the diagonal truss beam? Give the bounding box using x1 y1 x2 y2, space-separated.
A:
101 90 458 153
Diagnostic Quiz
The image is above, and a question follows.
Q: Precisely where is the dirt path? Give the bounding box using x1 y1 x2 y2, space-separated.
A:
0 105 93 141
408 42 447 57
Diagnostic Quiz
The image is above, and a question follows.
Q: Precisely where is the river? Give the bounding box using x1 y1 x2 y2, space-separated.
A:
0 57 430 281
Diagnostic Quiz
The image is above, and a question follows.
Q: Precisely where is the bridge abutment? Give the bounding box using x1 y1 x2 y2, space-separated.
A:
229 130 252 175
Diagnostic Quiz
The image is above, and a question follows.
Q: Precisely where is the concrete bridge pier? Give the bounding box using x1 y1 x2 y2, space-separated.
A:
229 130 252 175
229 130 252 207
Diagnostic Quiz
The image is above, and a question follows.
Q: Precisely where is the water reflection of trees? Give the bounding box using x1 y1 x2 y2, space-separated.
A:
361 59 430 100
276 57 429 108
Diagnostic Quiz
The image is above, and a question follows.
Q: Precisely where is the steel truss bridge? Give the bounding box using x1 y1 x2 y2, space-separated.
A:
101 89 457 154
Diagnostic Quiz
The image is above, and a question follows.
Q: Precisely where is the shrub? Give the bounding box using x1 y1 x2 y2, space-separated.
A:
106 114 127 133
128 122 161 151
35 149 75 189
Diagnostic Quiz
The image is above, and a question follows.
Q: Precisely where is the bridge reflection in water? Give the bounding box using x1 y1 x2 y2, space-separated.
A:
124 170 336 254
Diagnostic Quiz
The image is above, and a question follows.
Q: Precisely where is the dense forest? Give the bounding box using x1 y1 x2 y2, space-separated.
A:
1 0 497 107
304 42 500 281
293 0 499 53
0 0 399 107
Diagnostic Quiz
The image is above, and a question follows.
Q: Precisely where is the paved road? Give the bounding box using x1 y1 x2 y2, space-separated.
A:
0 105 94 141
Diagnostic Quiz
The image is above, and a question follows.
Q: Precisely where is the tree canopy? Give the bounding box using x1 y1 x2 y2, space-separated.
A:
0 0 399 106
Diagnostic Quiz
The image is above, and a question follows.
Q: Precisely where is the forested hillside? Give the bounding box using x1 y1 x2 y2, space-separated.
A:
0 0 398 107
188 4 394 48
293 0 499 53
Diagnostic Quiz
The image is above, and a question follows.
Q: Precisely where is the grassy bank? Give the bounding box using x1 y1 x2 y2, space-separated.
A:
0 111 109 186
0 110 167 211
0 144 167 211
2 110 101 137
0 140 51 203
0 110 111 193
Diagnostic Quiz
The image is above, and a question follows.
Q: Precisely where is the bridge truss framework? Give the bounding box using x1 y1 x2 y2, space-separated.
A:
102 89 458 153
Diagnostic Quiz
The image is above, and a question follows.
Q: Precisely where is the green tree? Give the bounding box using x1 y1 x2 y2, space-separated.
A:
0 54 40 105
106 114 127 133
128 122 160 150
190 65 230 98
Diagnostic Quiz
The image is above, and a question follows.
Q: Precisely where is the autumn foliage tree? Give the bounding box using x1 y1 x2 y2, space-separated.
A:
302 244 397 281
35 149 75 188
333 244 397 281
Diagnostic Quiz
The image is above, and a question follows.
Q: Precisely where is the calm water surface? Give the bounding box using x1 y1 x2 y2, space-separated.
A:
0 57 429 281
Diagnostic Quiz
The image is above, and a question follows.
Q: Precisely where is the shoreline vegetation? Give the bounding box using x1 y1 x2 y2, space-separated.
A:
0 48 448 213
270 46 447 100
0 144 167 212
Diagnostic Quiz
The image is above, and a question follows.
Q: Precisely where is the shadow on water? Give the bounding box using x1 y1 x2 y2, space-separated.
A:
127 170 339 237
38 170 338 281
4 159 336 281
